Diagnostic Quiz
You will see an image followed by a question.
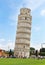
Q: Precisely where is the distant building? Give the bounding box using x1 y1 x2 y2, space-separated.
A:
14 8 32 58
0 49 2 57
0 49 9 58
0 49 5 57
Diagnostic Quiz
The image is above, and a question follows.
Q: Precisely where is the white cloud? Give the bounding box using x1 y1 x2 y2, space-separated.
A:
7 0 45 11
0 38 5 42
31 43 41 50
40 9 45 16
7 0 45 26
23 0 43 11
10 23 15 26
42 43 45 48
0 42 14 50
34 26 41 31
7 0 45 27
0 44 3 50
0 39 15 50
9 14 17 22
6 41 14 50
9 13 18 26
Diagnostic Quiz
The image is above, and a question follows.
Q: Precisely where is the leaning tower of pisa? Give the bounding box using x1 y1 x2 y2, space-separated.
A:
14 8 32 58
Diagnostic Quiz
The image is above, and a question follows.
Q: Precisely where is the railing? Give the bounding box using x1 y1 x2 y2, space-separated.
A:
18 23 31 28
16 39 30 44
17 28 30 33
18 20 31 24
16 34 30 38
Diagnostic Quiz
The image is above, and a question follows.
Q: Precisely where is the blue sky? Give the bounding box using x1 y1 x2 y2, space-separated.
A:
0 0 45 50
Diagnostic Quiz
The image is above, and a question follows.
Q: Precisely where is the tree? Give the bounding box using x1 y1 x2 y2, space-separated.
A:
30 47 35 56
30 47 35 51
35 50 38 57
9 49 14 57
40 48 45 56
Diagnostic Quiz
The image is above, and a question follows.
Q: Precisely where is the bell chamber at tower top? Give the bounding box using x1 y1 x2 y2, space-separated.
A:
20 8 31 15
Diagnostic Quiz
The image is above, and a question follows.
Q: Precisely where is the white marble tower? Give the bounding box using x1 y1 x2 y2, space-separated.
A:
14 8 32 58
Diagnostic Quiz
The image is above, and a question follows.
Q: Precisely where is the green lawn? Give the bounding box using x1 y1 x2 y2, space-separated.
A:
0 58 45 65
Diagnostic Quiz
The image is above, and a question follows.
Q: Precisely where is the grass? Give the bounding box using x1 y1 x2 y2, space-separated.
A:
0 58 45 65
